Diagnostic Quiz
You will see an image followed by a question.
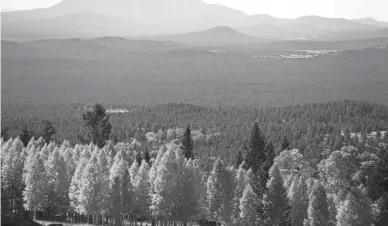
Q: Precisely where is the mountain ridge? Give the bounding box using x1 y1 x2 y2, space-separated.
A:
2 0 388 42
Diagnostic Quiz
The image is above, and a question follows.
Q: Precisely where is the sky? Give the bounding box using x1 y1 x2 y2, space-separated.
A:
1 0 388 21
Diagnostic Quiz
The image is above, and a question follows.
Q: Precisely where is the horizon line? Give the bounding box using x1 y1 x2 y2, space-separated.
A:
1 5 387 23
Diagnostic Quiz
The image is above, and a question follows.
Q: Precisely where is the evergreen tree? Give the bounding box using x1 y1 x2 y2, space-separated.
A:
306 181 330 226
282 136 291 151
1 127 10 141
135 152 143 167
235 151 244 169
181 126 194 159
144 148 151 166
81 104 112 148
20 127 32 147
41 120 56 144
244 122 266 174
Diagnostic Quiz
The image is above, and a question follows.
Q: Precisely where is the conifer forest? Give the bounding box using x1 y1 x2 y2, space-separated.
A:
2 1 388 225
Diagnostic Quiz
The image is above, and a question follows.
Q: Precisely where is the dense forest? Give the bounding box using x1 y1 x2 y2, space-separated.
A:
2 100 388 164
1 100 388 225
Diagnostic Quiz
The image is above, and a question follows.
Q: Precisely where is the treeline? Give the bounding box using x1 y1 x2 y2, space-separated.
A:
2 100 388 164
2 121 388 225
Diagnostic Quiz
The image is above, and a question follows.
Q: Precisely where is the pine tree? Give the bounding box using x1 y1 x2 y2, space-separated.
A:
235 151 244 169
262 163 290 226
181 126 194 159
306 181 330 226
81 104 112 148
244 122 266 174
20 127 32 147
144 148 151 165
240 184 258 226
282 136 291 151
41 120 56 144
1 127 10 141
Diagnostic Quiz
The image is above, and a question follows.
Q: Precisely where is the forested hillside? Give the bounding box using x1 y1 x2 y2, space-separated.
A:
2 100 388 163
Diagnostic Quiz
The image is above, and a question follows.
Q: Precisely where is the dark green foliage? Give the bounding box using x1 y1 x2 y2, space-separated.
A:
41 120 56 143
281 136 290 151
181 126 194 159
19 127 32 147
244 122 266 174
266 142 275 166
235 150 243 169
136 152 143 166
264 142 275 183
1 127 10 141
80 104 112 148
144 148 151 166
278 203 293 226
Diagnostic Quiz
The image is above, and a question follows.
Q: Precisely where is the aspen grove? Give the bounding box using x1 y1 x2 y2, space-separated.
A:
1 125 388 225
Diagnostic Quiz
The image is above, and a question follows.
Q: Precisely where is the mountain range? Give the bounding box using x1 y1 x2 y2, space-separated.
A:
2 0 388 43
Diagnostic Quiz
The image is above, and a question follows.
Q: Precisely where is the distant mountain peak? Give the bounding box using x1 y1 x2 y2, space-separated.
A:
206 26 239 34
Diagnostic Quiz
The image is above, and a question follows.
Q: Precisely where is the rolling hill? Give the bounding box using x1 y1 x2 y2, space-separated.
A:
231 15 388 41
1 0 247 40
3 0 388 42
151 26 265 46
353 17 388 28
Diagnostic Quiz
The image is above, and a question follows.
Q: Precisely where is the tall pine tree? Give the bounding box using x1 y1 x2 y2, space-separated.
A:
282 136 291 151
181 126 194 159
81 104 112 148
244 122 266 174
